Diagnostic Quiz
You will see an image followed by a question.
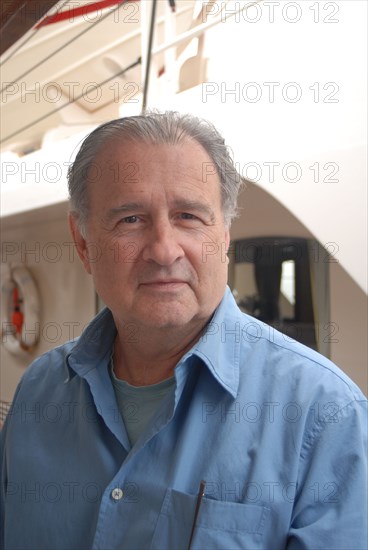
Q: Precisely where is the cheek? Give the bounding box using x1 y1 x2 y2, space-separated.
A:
88 233 136 266
200 242 229 268
112 241 141 263
87 247 117 284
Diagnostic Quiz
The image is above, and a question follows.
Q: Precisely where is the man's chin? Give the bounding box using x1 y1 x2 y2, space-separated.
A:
141 315 194 331
136 306 206 334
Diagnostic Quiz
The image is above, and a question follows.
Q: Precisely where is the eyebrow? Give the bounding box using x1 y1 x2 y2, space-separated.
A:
106 199 217 223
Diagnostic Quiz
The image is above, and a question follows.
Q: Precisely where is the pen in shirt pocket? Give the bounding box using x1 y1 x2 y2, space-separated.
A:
187 480 206 550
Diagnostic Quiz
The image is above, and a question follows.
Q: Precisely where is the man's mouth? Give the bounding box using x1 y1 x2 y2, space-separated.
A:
140 279 187 289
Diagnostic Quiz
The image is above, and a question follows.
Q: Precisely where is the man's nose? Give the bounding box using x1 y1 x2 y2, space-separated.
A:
142 220 185 266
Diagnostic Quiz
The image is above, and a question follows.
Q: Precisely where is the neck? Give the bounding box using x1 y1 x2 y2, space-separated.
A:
112 321 207 386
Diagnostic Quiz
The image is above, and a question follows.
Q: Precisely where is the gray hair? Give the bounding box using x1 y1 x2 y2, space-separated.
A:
68 111 245 232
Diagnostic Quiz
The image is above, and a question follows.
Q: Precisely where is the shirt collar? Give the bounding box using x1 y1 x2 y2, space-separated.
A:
66 287 241 399
189 287 241 399
65 307 117 380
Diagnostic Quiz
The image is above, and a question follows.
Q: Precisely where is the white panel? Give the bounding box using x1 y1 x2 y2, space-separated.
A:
0 209 95 402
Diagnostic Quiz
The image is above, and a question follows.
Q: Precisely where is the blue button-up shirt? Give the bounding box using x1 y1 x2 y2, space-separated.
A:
1 288 367 549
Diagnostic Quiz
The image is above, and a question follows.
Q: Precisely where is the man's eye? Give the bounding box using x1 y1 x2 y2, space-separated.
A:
180 213 197 220
121 215 139 224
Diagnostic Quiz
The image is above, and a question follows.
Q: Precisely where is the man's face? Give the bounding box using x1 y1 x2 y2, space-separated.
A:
70 138 230 333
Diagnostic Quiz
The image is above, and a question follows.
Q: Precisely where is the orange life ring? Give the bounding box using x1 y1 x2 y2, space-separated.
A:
1 266 40 356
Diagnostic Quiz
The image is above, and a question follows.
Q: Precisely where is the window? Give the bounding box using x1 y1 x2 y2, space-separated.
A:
230 237 329 352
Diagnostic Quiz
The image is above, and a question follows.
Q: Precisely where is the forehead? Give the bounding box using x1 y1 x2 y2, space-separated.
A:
90 138 219 188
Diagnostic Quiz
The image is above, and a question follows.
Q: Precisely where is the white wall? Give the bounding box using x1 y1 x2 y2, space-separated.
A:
0 203 95 406
329 262 368 393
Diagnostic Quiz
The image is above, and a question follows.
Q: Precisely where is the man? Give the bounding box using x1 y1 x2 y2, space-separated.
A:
1 111 367 549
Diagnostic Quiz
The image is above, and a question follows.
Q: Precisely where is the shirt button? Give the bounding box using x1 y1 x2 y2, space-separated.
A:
111 488 124 501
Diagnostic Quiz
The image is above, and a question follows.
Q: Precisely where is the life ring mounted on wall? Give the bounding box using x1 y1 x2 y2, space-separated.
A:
1 265 40 356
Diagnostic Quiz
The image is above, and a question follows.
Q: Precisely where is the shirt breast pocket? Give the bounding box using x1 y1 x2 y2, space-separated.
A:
150 488 270 550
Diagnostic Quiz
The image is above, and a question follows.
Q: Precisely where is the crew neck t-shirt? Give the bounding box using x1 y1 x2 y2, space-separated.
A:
110 363 175 446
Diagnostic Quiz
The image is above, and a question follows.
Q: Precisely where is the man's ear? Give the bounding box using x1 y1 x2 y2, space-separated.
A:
225 229 230 252
68 213 92 274
224 228 231 265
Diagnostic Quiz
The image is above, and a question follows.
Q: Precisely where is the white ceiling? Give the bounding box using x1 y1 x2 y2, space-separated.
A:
0 0 199 153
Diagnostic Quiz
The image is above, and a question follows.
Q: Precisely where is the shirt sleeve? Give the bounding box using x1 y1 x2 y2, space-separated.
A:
0 383 22 550
0 423 4 550
287 398 367 549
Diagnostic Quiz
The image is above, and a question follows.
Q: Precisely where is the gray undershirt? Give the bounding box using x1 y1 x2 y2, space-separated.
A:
110 362 175 446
